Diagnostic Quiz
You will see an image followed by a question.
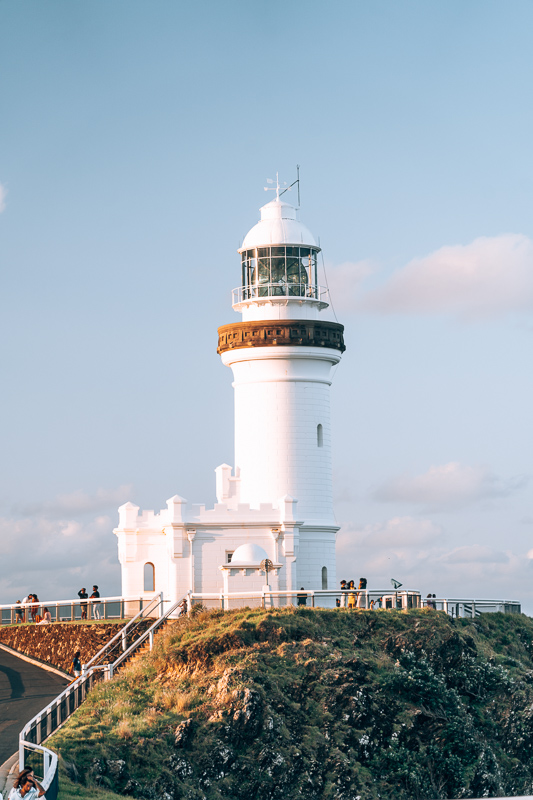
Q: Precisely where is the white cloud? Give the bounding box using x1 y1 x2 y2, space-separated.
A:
338 516 442 551
16 484 133 517
0 512 120 603
336 515 530 602
325 259 375 314
373 462 525 509
443 545 509 564
0 183 6 213
362 234 533 319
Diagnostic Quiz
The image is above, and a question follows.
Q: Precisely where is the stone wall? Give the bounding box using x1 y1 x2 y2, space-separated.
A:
0 621 149 674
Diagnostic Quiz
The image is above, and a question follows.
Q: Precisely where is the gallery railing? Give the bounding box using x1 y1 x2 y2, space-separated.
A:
232 283 329 304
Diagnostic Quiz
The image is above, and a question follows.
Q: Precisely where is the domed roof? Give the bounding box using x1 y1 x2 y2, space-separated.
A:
230 542 268 565
240 198 318 251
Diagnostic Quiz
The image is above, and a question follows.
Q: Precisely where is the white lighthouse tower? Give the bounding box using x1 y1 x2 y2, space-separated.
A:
114 186 345 604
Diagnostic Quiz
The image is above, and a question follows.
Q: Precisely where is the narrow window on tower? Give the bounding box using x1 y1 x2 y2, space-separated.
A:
144 562 155 592
322 566 328 590
317 424 323 447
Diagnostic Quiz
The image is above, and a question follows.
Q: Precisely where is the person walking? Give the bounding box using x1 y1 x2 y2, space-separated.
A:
71 650 82 678
78 587 88 620
90 585 101 619
15 601 24 624
8 768 45 798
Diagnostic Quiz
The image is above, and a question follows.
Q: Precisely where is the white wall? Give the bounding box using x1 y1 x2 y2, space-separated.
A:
222 346 341 521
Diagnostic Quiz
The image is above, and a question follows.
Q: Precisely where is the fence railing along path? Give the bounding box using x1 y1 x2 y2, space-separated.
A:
18 592 188 800
0 594 151 626
188 588 521 616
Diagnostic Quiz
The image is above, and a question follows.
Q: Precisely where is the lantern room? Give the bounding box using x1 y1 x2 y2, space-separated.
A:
233 197 328 310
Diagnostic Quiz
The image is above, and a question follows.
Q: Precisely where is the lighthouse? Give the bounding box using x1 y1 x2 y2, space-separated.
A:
114 186 345 605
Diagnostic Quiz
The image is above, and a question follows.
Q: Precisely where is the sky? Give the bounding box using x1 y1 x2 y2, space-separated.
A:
0 0 532 610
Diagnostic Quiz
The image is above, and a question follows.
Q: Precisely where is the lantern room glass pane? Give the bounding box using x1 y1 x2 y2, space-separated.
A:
270 256 285 282
257 258 270 282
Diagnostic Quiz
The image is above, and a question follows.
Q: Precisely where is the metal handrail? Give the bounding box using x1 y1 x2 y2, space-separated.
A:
83 593 163 672
109 594 187 676
18 592 183 797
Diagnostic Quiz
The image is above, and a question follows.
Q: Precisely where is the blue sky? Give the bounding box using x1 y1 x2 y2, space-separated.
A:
1 1 532 608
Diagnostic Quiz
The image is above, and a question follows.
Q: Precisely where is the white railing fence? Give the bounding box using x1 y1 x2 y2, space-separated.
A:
0 594 151 626
187 588 521 616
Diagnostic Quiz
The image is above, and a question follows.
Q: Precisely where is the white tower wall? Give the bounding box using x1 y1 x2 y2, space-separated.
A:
222 346 340 520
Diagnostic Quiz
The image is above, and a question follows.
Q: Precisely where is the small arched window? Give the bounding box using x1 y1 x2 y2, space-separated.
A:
144 562 155 592
317 424 323 447
321 566 328 590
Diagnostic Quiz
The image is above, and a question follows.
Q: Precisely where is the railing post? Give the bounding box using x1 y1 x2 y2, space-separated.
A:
71 602 74 621
311 592 315 608
471 601 475 618
149 631 154 650
121 629 127 652
187 590 192 617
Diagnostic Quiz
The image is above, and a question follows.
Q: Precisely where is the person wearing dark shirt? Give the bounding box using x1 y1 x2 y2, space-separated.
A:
78 587 88 620
71 650 82 678
90 585 101 619
297 588 307 606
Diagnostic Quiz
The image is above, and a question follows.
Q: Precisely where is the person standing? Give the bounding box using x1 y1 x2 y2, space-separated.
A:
357 577 367 609
21 594 30 623
78 587 88 620
347 580 356 609
29 595 39 623
90 585 101 619
339 579 347 608
297 588 307 606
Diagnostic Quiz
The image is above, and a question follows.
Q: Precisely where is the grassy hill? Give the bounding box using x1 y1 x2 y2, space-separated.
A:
50 606 533 800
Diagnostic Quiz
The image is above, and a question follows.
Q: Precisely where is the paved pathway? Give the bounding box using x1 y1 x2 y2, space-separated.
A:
0 648 69 765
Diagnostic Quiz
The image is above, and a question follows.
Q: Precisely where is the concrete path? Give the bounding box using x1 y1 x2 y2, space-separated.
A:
0 647 69 765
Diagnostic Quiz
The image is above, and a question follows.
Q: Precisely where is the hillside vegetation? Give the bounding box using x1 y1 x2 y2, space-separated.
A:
50 607 533 800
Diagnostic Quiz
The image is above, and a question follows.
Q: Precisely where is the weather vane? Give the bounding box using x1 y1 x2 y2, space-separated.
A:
264 172 287 201
264 166 301 206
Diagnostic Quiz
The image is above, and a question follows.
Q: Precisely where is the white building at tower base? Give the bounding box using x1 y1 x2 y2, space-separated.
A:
114 192 346 607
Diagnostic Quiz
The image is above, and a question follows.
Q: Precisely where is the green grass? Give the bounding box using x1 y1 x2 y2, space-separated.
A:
57 764 124 800
48 607 533 800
